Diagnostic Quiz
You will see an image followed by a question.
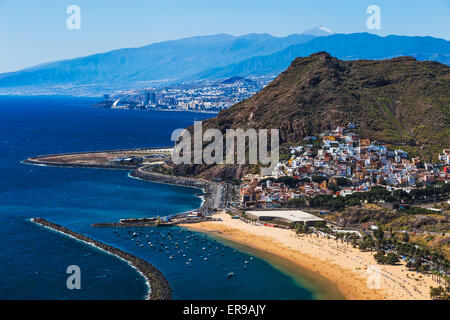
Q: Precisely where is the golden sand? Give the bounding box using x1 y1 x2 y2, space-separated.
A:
180 212 437 300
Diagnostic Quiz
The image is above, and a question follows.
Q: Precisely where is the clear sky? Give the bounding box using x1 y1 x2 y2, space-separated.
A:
1 0 449 73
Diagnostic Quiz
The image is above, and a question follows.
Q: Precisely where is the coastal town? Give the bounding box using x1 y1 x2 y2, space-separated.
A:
24 126 450 300
93 76 274 113
238 124 450 209
212 124 449 300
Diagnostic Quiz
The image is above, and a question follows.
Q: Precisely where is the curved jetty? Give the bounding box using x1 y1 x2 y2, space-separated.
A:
31 218 172 300
130 166 228 213
23 147 173 170
23 148 229 214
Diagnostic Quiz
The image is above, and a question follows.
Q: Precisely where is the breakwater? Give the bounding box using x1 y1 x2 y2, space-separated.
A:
22 147 172 170
25 147 171 159
22 157 138 170
92 221 173 228
91 216 221 228
31 218 172 300
130 167 228 213
23 149 229 214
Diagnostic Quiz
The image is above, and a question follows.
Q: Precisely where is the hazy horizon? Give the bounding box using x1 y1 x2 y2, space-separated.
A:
1 0 449 73
8 30 449 75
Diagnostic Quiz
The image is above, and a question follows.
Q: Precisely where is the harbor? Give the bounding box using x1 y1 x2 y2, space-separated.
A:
24 148 232 228
22 146 443 300
91 213 222 228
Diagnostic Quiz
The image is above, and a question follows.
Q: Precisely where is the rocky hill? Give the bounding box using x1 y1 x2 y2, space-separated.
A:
181 52 449 179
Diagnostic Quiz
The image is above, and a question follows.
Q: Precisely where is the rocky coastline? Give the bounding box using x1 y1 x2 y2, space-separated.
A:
130 166 228 214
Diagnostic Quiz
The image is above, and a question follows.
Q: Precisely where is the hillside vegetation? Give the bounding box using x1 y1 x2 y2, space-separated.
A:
204 52 449 161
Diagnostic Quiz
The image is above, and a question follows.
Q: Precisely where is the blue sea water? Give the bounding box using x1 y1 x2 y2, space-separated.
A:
0 96 315 300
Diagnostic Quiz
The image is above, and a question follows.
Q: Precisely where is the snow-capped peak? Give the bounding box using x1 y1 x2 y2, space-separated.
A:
302 26 334 37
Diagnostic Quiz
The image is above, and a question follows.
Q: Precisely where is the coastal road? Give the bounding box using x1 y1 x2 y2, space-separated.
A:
135 165 228 212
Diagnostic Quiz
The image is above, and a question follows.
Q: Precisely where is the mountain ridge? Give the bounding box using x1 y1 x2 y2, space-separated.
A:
193 33 450 80
1 32 449 95
188 52 450 179
0 33 315 90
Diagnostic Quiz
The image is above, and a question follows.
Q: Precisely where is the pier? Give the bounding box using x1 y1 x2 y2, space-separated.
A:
91 215 222 228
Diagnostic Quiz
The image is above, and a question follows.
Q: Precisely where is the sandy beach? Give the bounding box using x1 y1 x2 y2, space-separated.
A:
180 212 437 300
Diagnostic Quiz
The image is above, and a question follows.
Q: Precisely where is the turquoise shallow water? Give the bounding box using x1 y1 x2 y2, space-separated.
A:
0 96 315 299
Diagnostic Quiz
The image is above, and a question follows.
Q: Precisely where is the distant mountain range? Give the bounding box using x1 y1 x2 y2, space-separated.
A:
0 29 449 95
194 33 450 79
0 33 315 94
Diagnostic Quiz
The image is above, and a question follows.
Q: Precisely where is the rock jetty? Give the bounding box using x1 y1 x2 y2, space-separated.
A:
130 166 228 213
31 218 172 300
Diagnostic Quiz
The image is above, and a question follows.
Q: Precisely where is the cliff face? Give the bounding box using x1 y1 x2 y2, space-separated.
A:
205 52 449 159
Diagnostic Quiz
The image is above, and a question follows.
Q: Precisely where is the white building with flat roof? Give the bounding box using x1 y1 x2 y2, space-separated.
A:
246 210 325 226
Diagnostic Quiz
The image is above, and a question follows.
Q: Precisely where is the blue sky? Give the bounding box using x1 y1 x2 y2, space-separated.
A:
1 0 449 73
